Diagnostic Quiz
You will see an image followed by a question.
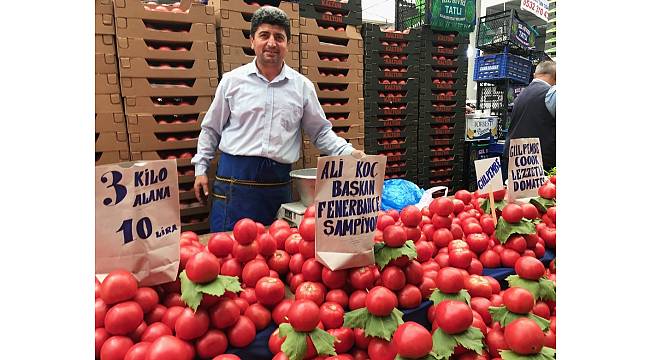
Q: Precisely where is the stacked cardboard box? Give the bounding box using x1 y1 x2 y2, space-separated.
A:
96 0 130 165
212 0 300 75
363 24 420 183
299 0 364 169
417 28 469 192
114 0 218 234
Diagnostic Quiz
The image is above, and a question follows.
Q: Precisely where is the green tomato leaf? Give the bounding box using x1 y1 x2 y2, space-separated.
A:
488 306 549 331
538 277 557 302
309 327 337 356
527 313 550 332
452 327 485 354
429 289 471 305
279 323 294 339
281 326 308 360
374 240 418 269
179 271 202 312
197 275 242 297
480 198 508 214
432 328 456 360
506 275 541 299
374 242 386 253
343 307 370 329
495 218 536 244
365 310 402 341
500 347 556 360
529 197 556 213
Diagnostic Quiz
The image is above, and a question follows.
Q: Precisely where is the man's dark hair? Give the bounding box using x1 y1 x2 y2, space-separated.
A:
250 6 291 39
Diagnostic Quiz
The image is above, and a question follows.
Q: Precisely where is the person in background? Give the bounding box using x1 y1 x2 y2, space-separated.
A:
191 6 364 232
503 60 556 178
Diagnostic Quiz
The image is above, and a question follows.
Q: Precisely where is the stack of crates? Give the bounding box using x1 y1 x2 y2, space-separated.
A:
299 0 364 169
96 0 130 166
213 0 300 75
362 24 419 183
417 27 470 191
114 0 218 234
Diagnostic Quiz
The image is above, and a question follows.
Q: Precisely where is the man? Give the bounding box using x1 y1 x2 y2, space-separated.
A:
192 6 364 232
503 60 556 177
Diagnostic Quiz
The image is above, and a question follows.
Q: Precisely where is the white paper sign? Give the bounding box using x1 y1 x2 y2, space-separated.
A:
466 114 498 141
507 138 546 200
521 0 549 22
474 157 504 194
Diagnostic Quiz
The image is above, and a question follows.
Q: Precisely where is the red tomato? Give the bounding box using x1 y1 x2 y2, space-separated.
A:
465 275 492 299
377 214 396 231
210 299 240 329
227 316 256 348
322 267 347 289
398 284 422 309
174 307 209 340
145 304 167 324
298 216 316 242
434 252 450 268
532 302 551 319
302 258 323 282
105 301 144 336
419 277 436 299
295 281 325 305
431 197 454 216
328 327 355 354
287 299 320 332
505 235 527 254
289 253 305 274
233 218 258 245
245 303 272 330
162 293 185 308
239 287 257 304
435 300 474 334
320 302 345 329
405 226 422 241
521 203 540 220
96 298 108 328
448 248 473 269
433 228 453 248
452 199 465 214
383 225 407 247
304 204 316 218
539 226 556 248
455 190 472 204
354 328 371 349
325 289 349 309
95 328 110 357
436 267 464 293
298 238 316 259
272 228 292 250
405 261 423 285
268 250 290 275
186 252 221 283
470 297 493 325
386 209 400 221
503 287 535 314
272 299 293 325
242 259 270 288
349 290 367 310
432 214 453 229
381 266 406 291
450 223 464 239
146 335 191 360
504 318 544 354
500 249 521 267
538 182 556 199
501 204 523 223
366 286 397 316
214 355 241 360
544 330 556 348
208 233 234 258
349 266 375 290
394 322 433 358
100 336 134 360
486 329 509 357
462 221 483 235
367 338 397 360
415 240 435 263
132 287 159 314
514 256 545 280
268 329 284 354
101 269 138 305
95 277 102 299
141 322 171 342
400 205 422 227
258 232 277 257
255 276 285 306
195 329 228 359
269 219 290 234
124 342 150 360
220 258 243 278
479 216 496 235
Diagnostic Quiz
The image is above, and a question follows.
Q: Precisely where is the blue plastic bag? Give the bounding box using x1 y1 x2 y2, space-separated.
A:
381 179 425 211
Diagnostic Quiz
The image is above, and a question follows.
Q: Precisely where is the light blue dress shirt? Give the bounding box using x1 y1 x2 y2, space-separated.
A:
545 85 556 118
192 60 355 176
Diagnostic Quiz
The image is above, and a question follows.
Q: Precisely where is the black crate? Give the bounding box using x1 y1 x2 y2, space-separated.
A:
419 55 469 70
364 78 419 93
365 113 418 128
420 78 468 91
365 92 418 106
300 0 362 15
366 100 419 115
365 52 420 67
420 27 470 44
299 5 362 26
365 135 418 152
363 23 420 42
475 9 537 56
364 41 420 55
420 89 467 103
418 113 466 126
367 146 418 164
422 42 469 57
366 125 417 140
417 134 465 148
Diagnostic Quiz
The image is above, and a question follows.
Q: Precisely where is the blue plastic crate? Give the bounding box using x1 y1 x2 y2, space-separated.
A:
473 53 532 84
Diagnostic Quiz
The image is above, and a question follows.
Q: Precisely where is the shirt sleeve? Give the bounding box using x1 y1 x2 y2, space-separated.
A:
545 85 556 118
300 81 354 156
191 79 231 176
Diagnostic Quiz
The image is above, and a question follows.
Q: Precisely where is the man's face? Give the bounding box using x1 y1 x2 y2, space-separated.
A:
251 23 288 67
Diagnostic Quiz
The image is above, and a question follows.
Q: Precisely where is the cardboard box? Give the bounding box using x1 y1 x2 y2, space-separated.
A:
130 150 195 167
300 50 363 70
319 97 364 114
219 46 299 71
211 0 299 20
300 66 363 84
96 93 124 113
96 150 131 165
113 0 216 24
218 27 299 52
118 57 218 78
181 220 211 234
96 73 121 94
120 77 218 97
126 112 206 133
96 131 129 152
96 112 127 133
331 123 363 139
299 17 361 40
128 129 200 151
123 95 213 115
115 17 216 42
299 33 363 55
96 34 117 54
180 202 211 217
96 0 114 14
299 6 362 27
315 82 362 99
96 13 115 35
216 8 299 34
96 53 119 73
116 37 217 60
323 108 364 127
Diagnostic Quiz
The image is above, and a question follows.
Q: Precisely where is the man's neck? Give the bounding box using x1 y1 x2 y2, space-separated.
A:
255 59 283 82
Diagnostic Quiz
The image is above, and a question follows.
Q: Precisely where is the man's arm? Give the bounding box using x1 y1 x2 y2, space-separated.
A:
545 85 556 118
191 80 230 201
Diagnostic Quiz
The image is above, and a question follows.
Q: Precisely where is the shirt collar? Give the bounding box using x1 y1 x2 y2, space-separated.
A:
531 78 550 87
247 58 293 83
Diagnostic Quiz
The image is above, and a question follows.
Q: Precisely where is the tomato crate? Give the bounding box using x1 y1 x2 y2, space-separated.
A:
96 131 129 152
365 125 417 140
300 50 363 69
319 97 364 114
127 129 200 151
364 66 417 82
96 0 114 14
420 145 464 158
96 73 121 94
418 124 464 137
364 113 418 128
475 9 536 56
420 113 466 126
323 109 364 127
364 146 415 163
96 13 115 35
96 150 131 165
299 4 362 26
214 3 299 33
473 53 532 85
181 220 211 235
419 102 465 115
364 134 417 152
417 134 464 148
422 42 468 57
120 77 218 97
220 46 298 72
362 23 420 43
125 112 205 133
315 82 363 100
96 53 119 74
116 37 218 60
113 0 215 24
299 33 363 55
299 17 362 39
363 78 418 92
219 27 299 54
118 57 218 79
130 149 196 166
385 161 418 174
417 154 464 169
96 34 117 55
420 89 467 103
123 96 213 115
301 0 362 17
212 0 299 20
365 101 419 117
180 200 211 217
115 17 216 42
365 91 417 105
300 66 363 84
96 94 124 113
421 28 470 45
331 124 364 139
96 112 127 133
384 169 417 183
420 54 467 70
365 52 420 68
